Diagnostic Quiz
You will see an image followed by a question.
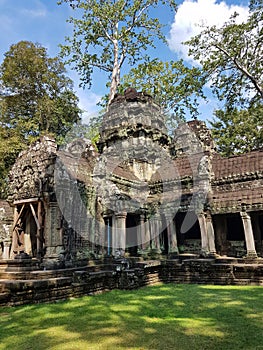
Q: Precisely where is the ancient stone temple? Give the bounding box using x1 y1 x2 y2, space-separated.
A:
1 89 263 268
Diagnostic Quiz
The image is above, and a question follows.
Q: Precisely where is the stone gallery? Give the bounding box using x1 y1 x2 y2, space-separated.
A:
0 89 262 304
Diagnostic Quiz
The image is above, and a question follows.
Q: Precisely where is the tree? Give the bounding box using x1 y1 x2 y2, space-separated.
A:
58 0 177 107
0 41 81 143
210 104 263 157
184 1 263 155
0 41 82 197
120 58 206 128
184 1 263 109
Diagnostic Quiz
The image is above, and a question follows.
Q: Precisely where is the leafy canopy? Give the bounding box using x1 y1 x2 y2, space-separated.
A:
0 41 81 143
210 104 263 157
184 2 263 109
184 1 263 155
58 0 177 106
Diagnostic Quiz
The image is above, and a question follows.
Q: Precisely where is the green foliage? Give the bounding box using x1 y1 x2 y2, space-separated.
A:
210 104 263 156
184 1 263 110
0 41 81 140
0 41 82 197
58 0 177 105
184 0 263 155
0 127 25 198
121 58 206 128
1 284 263 350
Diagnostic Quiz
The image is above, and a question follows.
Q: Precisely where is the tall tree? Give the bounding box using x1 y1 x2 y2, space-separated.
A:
184 1 263 155
58 0 177 107
0 41 81 143
184 1 263 109
0 41 81 197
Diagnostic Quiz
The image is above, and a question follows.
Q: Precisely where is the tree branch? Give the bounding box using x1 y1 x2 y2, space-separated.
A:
126 2 152 34
214 43 263 98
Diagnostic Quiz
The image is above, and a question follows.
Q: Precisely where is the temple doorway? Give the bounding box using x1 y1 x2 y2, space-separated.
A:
10 199 44 259
175 211 201 253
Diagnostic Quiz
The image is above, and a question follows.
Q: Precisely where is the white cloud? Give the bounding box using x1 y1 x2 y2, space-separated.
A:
21 8 47 18
168 0 249 60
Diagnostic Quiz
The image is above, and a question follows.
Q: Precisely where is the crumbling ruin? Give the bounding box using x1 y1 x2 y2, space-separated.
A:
0 89 262 305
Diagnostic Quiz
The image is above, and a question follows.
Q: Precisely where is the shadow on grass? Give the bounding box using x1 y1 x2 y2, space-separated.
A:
0 284 263 350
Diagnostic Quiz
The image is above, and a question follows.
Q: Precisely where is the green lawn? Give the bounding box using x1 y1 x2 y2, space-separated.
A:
0 284 262 350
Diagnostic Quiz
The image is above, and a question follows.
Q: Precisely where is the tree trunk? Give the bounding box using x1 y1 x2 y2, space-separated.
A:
108 39 120 109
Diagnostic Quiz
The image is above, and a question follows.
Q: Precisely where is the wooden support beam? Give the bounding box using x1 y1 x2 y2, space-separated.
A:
12 204 25 232
30 203 41 230
14 198 39 205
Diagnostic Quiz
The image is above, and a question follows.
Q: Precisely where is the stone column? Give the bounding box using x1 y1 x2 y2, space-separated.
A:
104 216 111 256
2 238 11 259
10 206 19 259
138 213 145 251
206 212 217 255
139 213 151 254
111 215 116 255
113 212 127 256
43 201 64 268
166 213 178 256
150 214 162 254
143 215 151 251
198 213 209 255
37 200 43 257
240 211 257 258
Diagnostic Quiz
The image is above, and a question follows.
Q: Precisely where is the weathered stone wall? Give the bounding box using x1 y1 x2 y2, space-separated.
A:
8 136 57 202
1 257 263 306
211 151 263 214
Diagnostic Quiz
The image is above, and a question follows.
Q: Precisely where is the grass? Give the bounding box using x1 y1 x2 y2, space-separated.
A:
0 283 263 350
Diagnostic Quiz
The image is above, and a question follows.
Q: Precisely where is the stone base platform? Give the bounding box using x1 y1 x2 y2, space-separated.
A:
0 256 263 306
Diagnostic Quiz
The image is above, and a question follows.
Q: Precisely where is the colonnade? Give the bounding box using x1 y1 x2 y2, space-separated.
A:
105 210 260 258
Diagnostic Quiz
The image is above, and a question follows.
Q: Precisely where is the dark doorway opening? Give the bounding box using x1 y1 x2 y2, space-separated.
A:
126 214 138 256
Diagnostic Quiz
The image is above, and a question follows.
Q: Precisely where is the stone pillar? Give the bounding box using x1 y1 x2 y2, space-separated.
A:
138 213 145 251
206 212 216 255
37 200 43 257
104 216 111 256
111 215 116 255
240 211 257 258
198 213 209 255
2 238 11 259
113 212 127 256
138 213 151 254
143 215 151 251
24 214 32 256
150 214 162 254
43 201 64 268
10 206 19 259
166 213 178 256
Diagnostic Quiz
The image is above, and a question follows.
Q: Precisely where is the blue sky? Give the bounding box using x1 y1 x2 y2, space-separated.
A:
0 0 249 124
